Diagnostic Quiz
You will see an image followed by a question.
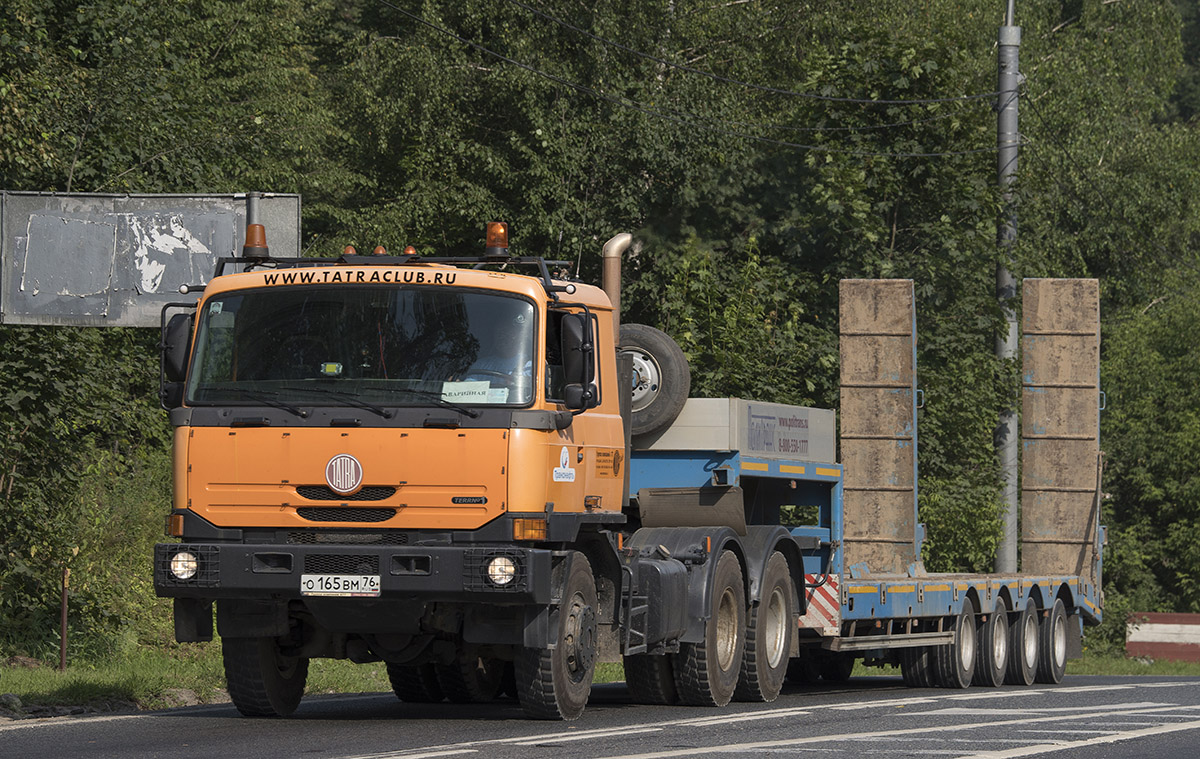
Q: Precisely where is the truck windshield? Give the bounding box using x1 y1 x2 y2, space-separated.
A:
185 284 536 408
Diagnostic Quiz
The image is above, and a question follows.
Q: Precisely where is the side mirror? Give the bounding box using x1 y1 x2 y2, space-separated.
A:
560 313 598 411
161 382 185 409
163 313 193 383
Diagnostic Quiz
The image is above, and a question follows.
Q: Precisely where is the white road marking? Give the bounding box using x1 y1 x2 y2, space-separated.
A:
0 713 145 732
922 701 1173 716
955 718 1200 758
508 727 663 746
591 703 1200 759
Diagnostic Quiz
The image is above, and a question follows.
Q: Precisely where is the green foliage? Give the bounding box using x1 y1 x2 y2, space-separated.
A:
1095 277 1200 650
1 0 1200 661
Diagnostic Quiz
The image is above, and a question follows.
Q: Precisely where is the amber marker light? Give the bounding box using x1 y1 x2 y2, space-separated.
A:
403 245 416 256
167 513 184 537
343 245 358 256
372 245 387 256
513 518 547 541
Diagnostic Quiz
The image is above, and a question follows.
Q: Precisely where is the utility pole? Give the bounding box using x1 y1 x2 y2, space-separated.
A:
995 1 1021 574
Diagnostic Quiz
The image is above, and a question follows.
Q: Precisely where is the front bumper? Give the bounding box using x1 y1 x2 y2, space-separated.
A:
154 542 554 604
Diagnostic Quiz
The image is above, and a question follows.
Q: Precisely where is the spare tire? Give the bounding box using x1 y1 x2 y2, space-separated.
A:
618 323 691 437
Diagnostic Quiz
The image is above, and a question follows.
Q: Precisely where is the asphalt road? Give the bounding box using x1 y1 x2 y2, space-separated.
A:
5 675 1200 759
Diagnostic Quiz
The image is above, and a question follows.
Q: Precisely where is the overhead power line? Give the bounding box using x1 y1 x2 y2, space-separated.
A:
372 0 1008 158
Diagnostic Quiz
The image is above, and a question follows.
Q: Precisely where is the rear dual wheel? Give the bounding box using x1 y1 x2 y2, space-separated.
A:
436 652 505 703
973 607 1009 687
673 550 746 706
933 598 977 689
1036 599 1069 684
386 663 444 703
1006 603 1040 686
735 553 794 702
900 646 936 688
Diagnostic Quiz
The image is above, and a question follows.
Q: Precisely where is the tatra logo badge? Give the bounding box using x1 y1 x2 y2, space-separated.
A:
326 453 364 495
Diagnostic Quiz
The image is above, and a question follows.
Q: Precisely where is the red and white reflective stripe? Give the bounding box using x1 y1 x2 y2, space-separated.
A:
800 573 841 636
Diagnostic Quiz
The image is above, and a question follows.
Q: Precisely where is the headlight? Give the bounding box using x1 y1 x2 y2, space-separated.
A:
170 551 199 580
486 556 517 586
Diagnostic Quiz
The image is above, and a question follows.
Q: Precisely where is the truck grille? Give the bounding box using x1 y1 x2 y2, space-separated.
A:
287 531 409 546
297 507 396 523
304 554 380 575
297 485 396 501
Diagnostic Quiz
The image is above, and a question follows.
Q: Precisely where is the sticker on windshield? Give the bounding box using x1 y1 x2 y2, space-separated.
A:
553 446 576 483
441 381 490 404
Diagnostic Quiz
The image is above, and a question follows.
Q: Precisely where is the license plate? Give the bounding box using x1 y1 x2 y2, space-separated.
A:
300 574 381 597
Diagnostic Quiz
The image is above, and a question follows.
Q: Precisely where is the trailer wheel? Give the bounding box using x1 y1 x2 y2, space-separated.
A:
934 598 977 689
900 647 936 688
673 550 746 706
516 553 597 719
222 636 309 717
386 663 444 703
624 654 679 705
435 652 505 703
735 552 794 702
973 609 1009 687
1035 598 1069 684
619 323 690 437
1005 603 1039 686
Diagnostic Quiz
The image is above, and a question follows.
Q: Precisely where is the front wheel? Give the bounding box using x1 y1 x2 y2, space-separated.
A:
673 550 746 706
515 553 598 719
223 636 309 717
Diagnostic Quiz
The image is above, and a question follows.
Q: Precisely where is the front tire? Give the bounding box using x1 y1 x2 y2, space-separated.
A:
515 553 598 719
673 550 746 706
223 636 309 717
735 553 794 702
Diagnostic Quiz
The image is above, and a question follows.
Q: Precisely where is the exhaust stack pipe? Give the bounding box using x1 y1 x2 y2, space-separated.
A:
601 233 632 336
241 191 269 260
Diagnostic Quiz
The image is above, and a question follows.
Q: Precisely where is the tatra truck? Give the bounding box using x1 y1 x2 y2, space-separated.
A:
154 212 1104 720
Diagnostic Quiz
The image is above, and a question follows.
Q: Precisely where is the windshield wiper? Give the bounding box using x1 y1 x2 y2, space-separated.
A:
288 386 393 419
226 388 308 418
395 388 481 418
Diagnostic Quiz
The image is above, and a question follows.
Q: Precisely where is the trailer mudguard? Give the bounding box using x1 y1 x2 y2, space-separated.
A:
627 526 743 643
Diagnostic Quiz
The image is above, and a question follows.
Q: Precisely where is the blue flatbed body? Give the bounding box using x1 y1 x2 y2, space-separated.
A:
629 447 1103 646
